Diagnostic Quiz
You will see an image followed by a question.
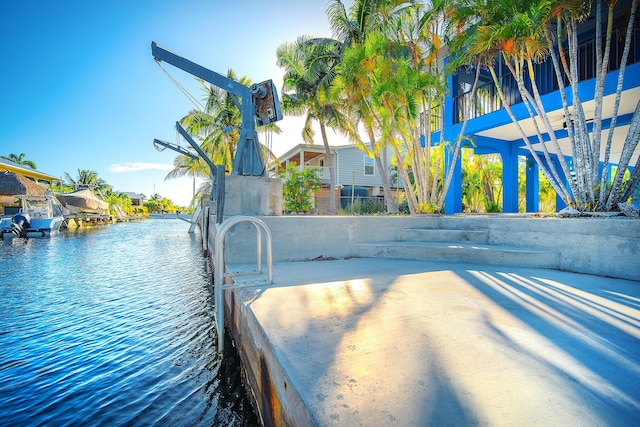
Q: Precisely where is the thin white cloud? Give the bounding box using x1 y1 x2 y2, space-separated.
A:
108 162 175 173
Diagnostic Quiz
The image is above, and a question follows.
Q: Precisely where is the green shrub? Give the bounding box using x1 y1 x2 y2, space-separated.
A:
279 163 321 214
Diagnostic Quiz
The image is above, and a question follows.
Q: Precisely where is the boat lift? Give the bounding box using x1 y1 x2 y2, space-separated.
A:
151 41 282 177
154 122 226 225
152 42 279 353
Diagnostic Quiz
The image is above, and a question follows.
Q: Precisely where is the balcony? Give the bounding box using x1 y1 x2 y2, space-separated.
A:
453 22 640 124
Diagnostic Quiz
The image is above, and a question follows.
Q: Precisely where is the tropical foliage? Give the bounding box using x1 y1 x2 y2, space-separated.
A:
462 150 503 212
278 163 321 213
276 0 491 214
63 169 112 194
277 36 344 214
272 0 638 215
103 189 134 215
1 153 37 170
144 193 178 214
448 0 639 211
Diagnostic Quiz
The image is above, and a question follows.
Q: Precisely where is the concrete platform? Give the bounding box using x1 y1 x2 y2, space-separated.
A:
228 258 640 426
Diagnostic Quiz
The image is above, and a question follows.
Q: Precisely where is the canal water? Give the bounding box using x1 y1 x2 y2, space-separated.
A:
0 219 259 426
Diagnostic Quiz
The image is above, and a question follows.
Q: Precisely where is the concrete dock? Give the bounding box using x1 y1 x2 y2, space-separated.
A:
227 257 640 426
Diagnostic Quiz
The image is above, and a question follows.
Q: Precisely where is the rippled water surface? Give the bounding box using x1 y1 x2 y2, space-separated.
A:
0 219 258 426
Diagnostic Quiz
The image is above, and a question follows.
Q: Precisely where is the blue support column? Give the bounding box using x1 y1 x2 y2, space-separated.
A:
442 64 462 214
501 145 519 213
444 147 463 214
525 156 539 212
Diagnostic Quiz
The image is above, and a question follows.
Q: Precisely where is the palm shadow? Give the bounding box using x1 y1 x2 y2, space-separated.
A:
457 267 640 423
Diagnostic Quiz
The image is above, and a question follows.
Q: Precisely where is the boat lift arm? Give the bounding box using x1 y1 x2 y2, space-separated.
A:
151 41 282 177
153 128 225 223
153 139 198 160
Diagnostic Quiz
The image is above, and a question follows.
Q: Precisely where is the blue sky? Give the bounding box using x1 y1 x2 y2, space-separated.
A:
0 0 340 206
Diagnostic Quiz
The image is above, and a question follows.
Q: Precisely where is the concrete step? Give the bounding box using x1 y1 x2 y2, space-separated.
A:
398 228 489 244
354 241 560 269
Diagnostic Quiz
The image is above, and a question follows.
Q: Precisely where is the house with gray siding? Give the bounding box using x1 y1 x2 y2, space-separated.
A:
271 143 403 212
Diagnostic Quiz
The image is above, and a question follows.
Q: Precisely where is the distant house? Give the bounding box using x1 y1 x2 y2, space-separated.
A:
123 192 145 207
271 143 403 213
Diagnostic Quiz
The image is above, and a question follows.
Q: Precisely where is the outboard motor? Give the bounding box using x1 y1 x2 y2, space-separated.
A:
11 213 31 238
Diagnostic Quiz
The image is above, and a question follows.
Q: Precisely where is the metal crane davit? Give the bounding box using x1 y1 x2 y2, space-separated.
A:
151 41 283 177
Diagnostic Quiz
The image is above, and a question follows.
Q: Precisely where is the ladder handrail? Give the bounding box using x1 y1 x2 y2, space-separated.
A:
213 215 273 353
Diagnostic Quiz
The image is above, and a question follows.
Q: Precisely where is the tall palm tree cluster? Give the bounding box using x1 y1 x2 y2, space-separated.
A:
278 0 448 214
174 0 638 213
448 0 639 211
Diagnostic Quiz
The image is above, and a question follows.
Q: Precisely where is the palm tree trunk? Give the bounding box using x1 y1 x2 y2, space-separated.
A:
393 143 418 214
601 0 638 209
606 100 640 209
504 59 577 204
319 120 337 214
619 151 640 203
367 127 398 213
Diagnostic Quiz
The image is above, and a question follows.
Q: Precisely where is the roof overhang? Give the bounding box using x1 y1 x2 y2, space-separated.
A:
275 143 339 166
0 159 59 183
475 87 640 165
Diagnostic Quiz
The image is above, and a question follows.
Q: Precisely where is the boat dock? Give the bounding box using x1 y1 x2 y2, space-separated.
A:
208 215 640 426
226 258 640 426
63 213 114 228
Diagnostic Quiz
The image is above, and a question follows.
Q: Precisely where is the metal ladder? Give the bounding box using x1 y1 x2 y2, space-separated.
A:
213 215 273 353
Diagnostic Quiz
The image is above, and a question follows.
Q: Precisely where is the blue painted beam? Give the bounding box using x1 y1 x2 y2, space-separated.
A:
513 112 636 148
442 67 463 214
501 145 519 213
444 61 640 139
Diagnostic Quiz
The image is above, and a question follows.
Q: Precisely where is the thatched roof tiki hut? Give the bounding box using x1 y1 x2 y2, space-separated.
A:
0 171 46 212
0 171 45 195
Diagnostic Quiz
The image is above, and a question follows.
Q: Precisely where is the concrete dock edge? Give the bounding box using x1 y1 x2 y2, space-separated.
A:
205 214 640 425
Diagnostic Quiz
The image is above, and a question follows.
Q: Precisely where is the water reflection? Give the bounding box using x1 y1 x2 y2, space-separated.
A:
0 219 258 426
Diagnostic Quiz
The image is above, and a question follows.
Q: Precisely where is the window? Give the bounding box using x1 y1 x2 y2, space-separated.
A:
364 156 375 176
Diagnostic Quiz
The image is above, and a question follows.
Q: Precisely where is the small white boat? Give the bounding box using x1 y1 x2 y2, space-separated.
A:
1 192 65 238
57 188 109 215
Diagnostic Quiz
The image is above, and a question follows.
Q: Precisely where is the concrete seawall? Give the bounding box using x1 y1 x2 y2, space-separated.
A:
218 215 640 281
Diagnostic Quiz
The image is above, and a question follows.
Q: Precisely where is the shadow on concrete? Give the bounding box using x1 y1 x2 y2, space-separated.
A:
231 258 640 425
234 259 485 425
457 267 640 424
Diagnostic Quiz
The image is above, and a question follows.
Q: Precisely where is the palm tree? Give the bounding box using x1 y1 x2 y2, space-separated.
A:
64 169 111 194
326 0 469 214
449 0 639 212
277 36 346 214
171 71 280 205
179 72 248 174
333 30 418 212
318 0 417 213
165 72 249 206
1 153 37 170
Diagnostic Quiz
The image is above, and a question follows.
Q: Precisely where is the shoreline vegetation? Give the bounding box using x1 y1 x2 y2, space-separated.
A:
0 162 192 219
